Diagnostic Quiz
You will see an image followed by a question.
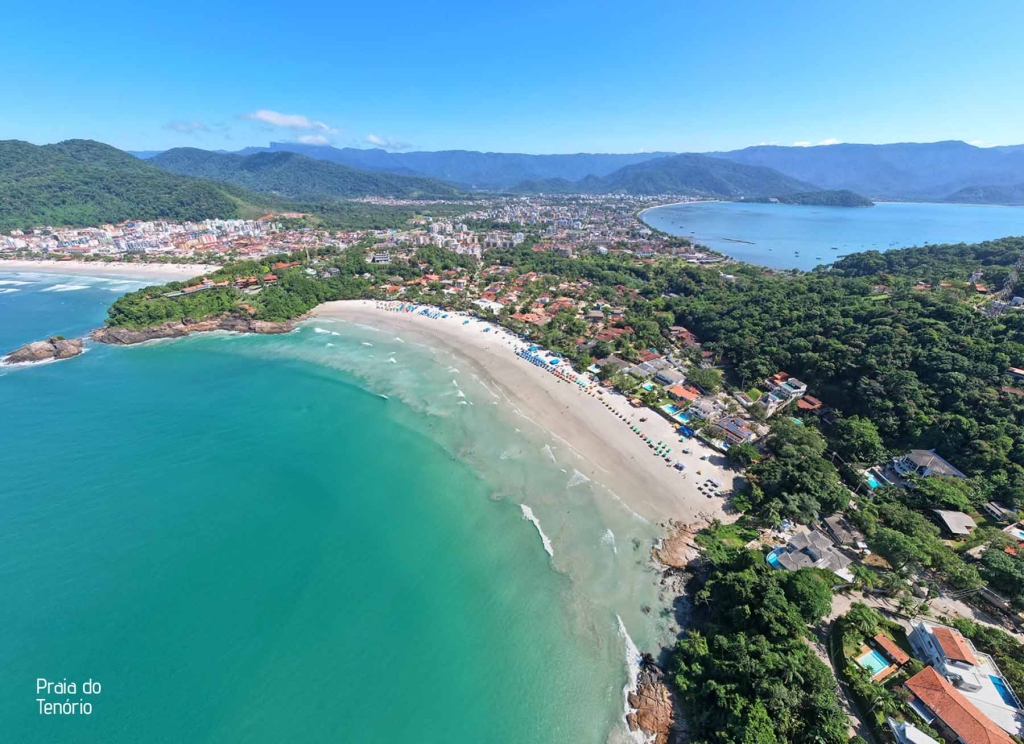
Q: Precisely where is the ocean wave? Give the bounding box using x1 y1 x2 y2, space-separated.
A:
567 469 591 488
41 284 90 292
394 336 405 343
0 287 20 294
602 528 618 554
0 279 32 286
326 342 335 347
362 342 373 347
387 357 397 364
519 504 554 557
617 615 649 744
456 389 466 398
542 444 557 463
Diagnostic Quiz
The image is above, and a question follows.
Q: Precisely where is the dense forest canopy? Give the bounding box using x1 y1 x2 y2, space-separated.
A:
0 139 272 231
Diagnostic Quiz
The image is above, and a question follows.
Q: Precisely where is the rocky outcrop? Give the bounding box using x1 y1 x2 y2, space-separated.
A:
3 336 84 365
91 316 298 345
652 518 712 570
627 659 680 744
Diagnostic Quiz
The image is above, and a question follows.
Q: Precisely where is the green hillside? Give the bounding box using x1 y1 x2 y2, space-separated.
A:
744 189 874 207
150 148 462 200
0 140 269 231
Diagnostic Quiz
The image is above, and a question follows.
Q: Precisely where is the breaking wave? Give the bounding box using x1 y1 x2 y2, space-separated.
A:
519 504 554 557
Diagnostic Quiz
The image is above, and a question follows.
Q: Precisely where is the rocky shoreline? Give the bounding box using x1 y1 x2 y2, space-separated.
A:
2 336 84 365
625 518 717 744
3 315 301 366
91 316 299 345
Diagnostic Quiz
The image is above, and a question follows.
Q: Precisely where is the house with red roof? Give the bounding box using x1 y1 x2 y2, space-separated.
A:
905 667 1016 744
908 621 1023 738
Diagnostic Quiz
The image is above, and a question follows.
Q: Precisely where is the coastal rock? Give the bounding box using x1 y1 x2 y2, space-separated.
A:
626 661 679 744
652 518 710 570
91 316 297 345
3 336 84 365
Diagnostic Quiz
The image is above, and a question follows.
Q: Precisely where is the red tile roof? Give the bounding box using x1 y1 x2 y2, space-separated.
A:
905 667 1014 744
932 626 978 666
873 633 910 665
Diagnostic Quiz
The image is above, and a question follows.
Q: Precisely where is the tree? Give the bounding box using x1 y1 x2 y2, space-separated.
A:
872 529 925 572
830 415 886 463
726 442 759 468
781 569 835 624
687 367 721 394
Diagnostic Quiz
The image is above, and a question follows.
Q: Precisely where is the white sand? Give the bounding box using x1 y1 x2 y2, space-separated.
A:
313 300 738 525
0 259 218 281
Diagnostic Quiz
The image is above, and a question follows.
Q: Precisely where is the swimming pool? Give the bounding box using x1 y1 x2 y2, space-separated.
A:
856 649 891 677
990 675 1020 707
766 550 782 568
662 404 681 415
867 475 881 489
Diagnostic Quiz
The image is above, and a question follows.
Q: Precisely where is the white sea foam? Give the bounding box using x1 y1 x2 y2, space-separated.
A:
519 504 554 557
394 336 405 343
362 342 373 347
447 366 460 374
602 528 618 554
325 342 335 347
456 389 466 398
452 379 459 387
387 357 397 364
0 287 20 294
314 327 332 334
567 469 591 488
542 444 557 463
0 279 31 286
458 400 469 406
41 284 89 292
616 615 649 744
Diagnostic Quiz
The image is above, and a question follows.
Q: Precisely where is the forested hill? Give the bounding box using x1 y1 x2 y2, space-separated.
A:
149 148 462 200
669 237 1024 503
744 189 874 207
0 139 270 231
512 153 816 197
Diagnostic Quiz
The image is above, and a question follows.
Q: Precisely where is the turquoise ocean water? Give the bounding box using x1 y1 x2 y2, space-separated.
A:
642 201 1024 270
0 271 665 743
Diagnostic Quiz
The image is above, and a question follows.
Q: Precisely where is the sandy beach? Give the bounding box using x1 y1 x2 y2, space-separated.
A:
0 259 218 281
313 300 737 525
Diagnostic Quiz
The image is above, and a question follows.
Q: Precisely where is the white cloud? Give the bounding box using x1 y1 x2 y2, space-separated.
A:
793 138 841 147
165 121 208 134
297 134 330 145
365 133 411 151
241 109 338 134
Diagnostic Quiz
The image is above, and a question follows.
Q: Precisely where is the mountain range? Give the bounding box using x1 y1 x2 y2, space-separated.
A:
511 153 815 198
133 140 1024 203
149 148 461 201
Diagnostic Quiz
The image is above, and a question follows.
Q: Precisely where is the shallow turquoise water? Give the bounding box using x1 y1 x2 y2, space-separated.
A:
1 274 665 743
642 201 1024 270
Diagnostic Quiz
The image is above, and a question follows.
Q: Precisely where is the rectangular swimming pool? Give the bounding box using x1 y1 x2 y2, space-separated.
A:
856 649 890 677
766 550 782 568
866 475 881 489
990 675 1019 707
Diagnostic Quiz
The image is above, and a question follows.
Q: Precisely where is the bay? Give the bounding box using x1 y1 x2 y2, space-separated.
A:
642 201 1024 270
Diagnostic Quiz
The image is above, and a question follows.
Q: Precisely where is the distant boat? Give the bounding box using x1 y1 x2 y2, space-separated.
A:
831 246 839 250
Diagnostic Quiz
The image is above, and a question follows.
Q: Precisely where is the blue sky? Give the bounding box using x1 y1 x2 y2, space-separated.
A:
3 0 1023 154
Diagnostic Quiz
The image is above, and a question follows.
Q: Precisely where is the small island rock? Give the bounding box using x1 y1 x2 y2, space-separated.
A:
3 337 84 365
